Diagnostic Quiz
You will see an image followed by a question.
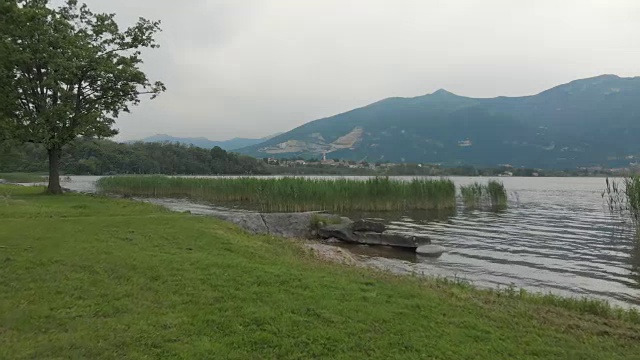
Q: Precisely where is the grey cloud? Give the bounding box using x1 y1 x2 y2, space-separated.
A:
57 0 640 141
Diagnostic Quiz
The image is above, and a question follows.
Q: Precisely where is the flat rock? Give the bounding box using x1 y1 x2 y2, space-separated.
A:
352 219 386 233
260 212 311 238
353 232 426 248
318 222 429 249
318 223 355 242
213 212 269 235
416 244 446 257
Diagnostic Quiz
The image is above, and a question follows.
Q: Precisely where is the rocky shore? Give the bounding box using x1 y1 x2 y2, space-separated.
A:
136 198 445 256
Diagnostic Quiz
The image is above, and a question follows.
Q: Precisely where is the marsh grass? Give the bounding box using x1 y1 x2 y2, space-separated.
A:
460 182 484 208
460 180 508 209
0 173 46 183
96 176 457 212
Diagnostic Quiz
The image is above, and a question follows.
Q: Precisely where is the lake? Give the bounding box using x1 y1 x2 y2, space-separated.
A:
61 175 640 308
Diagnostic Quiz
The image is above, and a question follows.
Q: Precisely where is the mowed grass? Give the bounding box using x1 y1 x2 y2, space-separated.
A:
96 176 457 212
1 186 640 359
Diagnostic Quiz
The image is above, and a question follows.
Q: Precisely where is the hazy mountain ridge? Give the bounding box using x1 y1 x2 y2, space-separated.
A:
134 134 279 151
238 75 640 168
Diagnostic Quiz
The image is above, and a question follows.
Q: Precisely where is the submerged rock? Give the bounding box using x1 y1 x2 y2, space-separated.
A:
416 244 446 257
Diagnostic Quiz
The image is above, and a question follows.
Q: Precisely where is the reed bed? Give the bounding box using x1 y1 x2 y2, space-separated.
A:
460 180 508 209
0 173 46 183
625 176 640 223
604 176 640 224
96 176 457 212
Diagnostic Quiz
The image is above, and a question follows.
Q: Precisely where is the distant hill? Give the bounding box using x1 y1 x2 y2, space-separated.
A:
135 134 280 151
238 75 640 168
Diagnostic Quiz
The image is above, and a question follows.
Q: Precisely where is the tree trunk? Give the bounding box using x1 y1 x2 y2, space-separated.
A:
47 147 63 194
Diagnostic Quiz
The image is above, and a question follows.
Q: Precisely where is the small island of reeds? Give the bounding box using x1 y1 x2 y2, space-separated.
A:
460 180 508 209
96 176 457 212
0 173 46 183
604 175 640 224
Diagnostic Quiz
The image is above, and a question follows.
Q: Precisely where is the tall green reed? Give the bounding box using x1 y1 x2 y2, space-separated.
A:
604 176 640 224
459 180 508 209
96 176 458 212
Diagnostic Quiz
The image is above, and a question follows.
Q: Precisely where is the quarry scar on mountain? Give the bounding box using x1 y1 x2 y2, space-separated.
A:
259 127 364 155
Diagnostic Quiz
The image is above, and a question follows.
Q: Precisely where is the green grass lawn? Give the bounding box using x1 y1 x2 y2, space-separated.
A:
1 186 639 359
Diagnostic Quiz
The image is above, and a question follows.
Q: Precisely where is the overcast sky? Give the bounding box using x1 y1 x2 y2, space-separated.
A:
73 0 640 141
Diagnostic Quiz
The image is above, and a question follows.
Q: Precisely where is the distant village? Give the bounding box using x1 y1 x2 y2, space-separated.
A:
263 156 525 176
263 157 375 170
262 155 639 177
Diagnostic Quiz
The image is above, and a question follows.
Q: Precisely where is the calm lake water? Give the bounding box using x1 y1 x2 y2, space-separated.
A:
61 175 640 308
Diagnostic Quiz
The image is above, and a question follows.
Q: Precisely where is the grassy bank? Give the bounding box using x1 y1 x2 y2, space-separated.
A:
0 172 46 183
460 180 508 209
96 176 457 212
1 186 640 359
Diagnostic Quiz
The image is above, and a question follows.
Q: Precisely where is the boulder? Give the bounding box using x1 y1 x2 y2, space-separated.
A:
416 244 446 257
0 179 7 184
352 219 386 233
261 212 313 238
317 223 357 242
261 212 348 239
318 222 429 249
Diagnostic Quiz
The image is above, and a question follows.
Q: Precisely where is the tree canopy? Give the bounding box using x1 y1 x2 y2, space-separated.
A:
0 0 164 193
0 138 270 175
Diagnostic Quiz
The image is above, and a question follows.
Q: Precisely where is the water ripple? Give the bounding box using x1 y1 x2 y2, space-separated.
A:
362 177 640 308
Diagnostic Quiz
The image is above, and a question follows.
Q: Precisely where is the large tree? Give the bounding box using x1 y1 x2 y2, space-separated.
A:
0 0 164 193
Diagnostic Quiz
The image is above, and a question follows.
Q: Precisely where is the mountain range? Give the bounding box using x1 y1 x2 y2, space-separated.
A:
134 134 278 151
237 74 640 169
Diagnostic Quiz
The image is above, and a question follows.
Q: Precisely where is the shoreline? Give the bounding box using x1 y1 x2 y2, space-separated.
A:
8 179 640 310
11 182 640 311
